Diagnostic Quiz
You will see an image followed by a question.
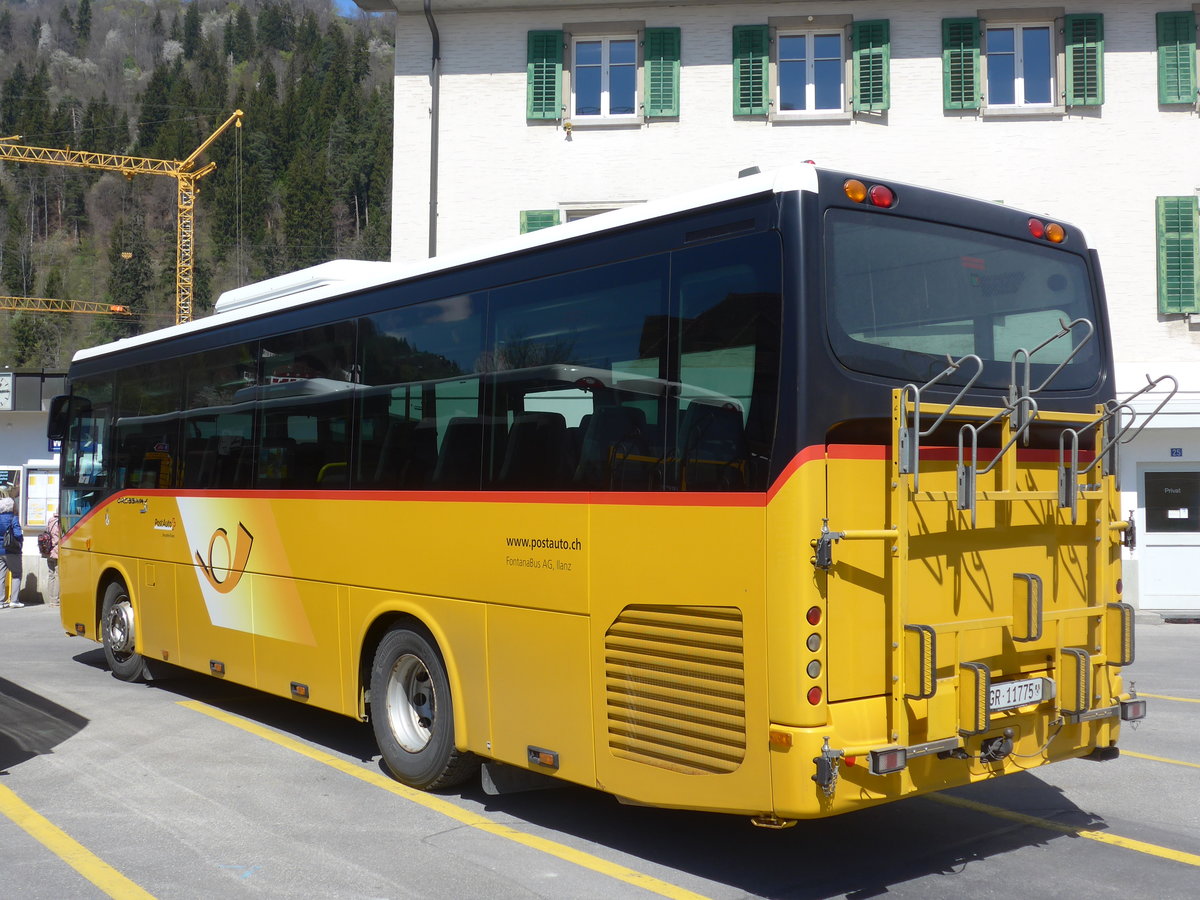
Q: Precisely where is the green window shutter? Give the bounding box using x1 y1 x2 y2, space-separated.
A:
942 18 981 110
645 27 681 117
1156 12 1197 105
732 25 769 116
1157 196 1200 314
1064 14 1104 106
527 30 563 120
520 210 560 233
852 20 891 112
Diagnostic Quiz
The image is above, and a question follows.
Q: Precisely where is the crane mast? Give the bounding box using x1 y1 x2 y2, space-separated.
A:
0 109 244 325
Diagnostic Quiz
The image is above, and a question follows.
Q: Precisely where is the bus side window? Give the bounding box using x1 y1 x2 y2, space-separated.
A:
256 323 356 490
670 234 783 492
487 255 669 491
183 344 258 490
357 295 485 491
114 360 182 490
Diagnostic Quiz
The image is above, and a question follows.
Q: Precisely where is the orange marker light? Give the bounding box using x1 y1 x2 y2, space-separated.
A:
843 179 867 203
1045 222 1066 243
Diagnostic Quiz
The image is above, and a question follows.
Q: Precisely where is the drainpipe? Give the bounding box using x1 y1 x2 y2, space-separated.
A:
424 0 440 258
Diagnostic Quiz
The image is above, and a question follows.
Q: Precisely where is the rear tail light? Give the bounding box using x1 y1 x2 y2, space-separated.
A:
843 179 896 208
1028 217 1067 244
868 184 895 208
1120 697 1147 721
868 747 907 775
806 686 823 705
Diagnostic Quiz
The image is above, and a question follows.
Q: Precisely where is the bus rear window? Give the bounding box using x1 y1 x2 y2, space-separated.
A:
824 208 1101 390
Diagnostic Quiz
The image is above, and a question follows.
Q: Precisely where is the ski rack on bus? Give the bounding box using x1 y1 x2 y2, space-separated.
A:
810 319 1173 785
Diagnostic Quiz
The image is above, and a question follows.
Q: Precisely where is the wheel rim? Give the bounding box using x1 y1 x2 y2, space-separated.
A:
385 653 436 753
105 598 136 660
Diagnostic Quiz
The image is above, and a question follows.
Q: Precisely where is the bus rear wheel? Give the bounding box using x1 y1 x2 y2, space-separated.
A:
369 627 477 790
101 581 145 682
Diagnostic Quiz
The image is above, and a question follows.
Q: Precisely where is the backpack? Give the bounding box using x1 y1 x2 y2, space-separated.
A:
38 529 55 557
2 519 19 555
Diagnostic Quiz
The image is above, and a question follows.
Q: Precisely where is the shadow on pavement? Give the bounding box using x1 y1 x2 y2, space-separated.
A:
0 677 90 773
74 643 1112 899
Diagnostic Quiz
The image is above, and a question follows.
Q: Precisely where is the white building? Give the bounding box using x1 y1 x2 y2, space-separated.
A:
356 0 1200 612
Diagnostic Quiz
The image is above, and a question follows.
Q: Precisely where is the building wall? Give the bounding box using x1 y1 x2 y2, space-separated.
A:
384 0 1199 608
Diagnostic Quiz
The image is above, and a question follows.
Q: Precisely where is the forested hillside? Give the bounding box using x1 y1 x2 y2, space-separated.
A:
0 0 395 368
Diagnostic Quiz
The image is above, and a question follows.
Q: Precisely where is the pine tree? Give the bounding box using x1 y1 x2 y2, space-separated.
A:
101 215 155 340
283 138 332 270
182 3 202 61
76 0 92 44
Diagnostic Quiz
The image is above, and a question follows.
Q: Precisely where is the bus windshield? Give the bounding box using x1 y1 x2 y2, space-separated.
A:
824 208 1102 390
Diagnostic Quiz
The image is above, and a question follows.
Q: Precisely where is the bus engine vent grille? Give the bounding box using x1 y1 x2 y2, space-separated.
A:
604 605 746 775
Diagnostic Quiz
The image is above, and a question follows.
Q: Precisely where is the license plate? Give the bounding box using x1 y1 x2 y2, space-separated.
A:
990 677 1043 712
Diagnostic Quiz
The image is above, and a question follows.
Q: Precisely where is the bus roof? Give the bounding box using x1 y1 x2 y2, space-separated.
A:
73 166 818 363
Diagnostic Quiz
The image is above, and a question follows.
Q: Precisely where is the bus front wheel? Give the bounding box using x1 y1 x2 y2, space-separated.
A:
369 627 477 790
101 581 145 682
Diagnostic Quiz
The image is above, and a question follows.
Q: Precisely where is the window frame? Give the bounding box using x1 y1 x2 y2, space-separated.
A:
775 30 846 116
944 9 1069 116
529 21 679 127
569 33 641 122
984 22 1056 109
768 15 853 122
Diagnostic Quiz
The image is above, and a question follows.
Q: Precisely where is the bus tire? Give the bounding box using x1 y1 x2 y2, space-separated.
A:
370 627 478 790
101 581 145 683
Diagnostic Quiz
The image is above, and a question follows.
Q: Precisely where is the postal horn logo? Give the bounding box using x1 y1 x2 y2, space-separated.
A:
195 523 254 594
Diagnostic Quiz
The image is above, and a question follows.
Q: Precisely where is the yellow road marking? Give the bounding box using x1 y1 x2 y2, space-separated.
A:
930 793 1200 867
178 701 709 900
0 784 157 899
1139 693 1200 704
1123 750 1200 770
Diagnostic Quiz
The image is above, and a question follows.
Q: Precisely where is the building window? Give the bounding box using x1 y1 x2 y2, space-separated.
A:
986 24 1053 107
526 27 680 123
778 32 844 113
1156 196 1200 315
520 210 561 233
943 12 1099 113
1157 11 1198 105
733 19 889 118
573 36 637 118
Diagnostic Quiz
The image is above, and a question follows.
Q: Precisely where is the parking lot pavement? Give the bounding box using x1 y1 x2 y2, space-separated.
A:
1 604 1198 899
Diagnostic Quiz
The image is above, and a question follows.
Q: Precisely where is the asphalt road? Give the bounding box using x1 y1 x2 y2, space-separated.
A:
1 603 1197 899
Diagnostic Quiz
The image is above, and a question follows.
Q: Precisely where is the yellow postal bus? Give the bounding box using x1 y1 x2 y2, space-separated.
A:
50 166 1160 825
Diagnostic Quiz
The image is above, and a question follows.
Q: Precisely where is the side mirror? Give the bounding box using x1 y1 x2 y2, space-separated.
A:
47 395 71 442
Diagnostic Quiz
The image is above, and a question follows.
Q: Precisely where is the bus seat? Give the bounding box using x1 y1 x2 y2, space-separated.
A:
678 401 747 490
432 417 501 490
573 406 647 489
497 412 567 489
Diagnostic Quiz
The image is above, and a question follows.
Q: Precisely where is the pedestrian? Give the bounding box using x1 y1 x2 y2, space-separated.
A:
0 496 24 609
45 513 61 607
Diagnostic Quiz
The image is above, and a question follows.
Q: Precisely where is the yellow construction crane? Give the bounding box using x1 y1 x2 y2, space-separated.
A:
0 109 244 325
0 295 130 315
